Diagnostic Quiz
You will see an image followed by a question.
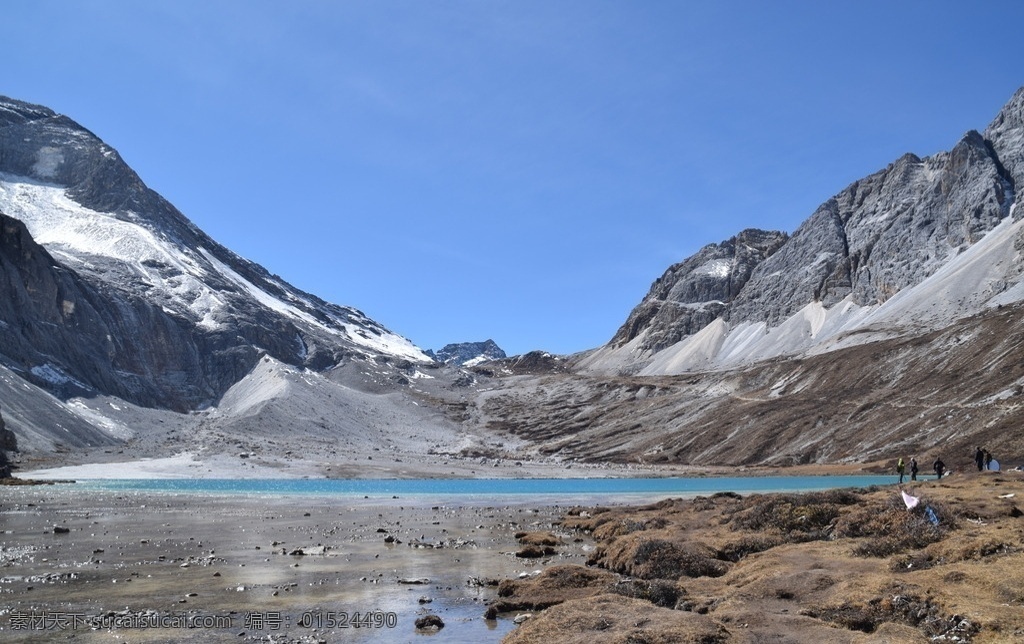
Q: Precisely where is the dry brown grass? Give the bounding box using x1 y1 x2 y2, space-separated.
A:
502 594 730 644
515 530 565 547
487 564 619 617
500 472 1024 643
596 537 730 580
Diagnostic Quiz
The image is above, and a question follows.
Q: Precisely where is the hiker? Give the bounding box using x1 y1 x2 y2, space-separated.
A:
975 447 985 471
984 450 993 470
933 457 946 479
909 457 919 481
896 457 906 484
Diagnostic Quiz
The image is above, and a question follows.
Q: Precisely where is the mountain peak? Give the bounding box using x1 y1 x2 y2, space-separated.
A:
427 340 507 366
609 228 787 352
0 95 430 413
0 96 57 126
984 86 1024 198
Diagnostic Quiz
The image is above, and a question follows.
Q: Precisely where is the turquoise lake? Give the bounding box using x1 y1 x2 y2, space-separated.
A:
78 475 906 500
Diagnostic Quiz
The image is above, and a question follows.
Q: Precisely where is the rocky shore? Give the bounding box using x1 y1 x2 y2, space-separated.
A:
1 471 1021 642
0 484 579 643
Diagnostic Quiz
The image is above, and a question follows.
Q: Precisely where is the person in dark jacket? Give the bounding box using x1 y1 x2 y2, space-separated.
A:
933 457 946 479
909 457 919 481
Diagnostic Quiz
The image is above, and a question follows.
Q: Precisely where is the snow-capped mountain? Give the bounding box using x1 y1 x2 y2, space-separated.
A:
0 95 428 415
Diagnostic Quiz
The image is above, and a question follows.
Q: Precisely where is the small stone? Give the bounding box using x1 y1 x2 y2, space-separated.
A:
414 614 444 630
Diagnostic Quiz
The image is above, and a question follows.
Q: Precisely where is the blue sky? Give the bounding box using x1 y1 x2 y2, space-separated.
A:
4 1 1023 356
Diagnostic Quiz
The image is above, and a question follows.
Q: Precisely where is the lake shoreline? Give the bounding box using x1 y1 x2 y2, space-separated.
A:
12 450 903 482
4 472 1018 642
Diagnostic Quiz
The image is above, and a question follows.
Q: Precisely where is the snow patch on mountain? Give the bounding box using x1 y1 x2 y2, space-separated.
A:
696 258 731 278
0 175 185 271
65 399 135 440
30 364 87 389
199 248 321 328
0 172 227 323
0 172 429 364
31 147 64 178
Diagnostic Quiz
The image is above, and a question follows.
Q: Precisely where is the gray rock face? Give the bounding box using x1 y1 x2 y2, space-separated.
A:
427 340 506 365
984 86 1024 196
0 212 235 409
0 405 12 477
0 405 14 451
730 131 1014 326
0 95 427 413
614 87 1022 348
611 229 788 352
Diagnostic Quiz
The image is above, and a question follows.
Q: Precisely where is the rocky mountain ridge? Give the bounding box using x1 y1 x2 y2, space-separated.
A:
0 95 429 415
584 87 1024 377
609 229 788 354
426 340 507 366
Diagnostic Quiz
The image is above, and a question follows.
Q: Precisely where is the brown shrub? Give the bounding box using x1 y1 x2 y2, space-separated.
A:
515 545 556 558
840 499 954 558
490 564 618 615
606 578 684 608
592 516 669 540
938 537 1019 562
515 531 563 547
601 538 728 580
718 534 787 562
810 589 978 638
501 594 730 644
727 493 842 538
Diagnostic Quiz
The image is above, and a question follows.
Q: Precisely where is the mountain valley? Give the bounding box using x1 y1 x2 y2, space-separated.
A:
4 88 1024 477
